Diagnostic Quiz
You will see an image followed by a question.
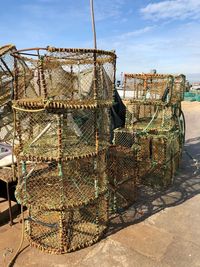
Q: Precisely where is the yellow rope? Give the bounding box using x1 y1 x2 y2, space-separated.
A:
12 100 51 112
7 205 25 267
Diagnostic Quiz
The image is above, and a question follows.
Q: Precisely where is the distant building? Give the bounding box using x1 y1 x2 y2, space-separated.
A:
191 82 200 91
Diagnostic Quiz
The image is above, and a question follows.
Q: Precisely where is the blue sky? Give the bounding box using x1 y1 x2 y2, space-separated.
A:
1 0 200 81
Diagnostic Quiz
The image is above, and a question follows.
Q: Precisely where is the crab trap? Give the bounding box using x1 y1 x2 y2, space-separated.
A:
15 152 108 253
12 47 116 106
13 47 116 253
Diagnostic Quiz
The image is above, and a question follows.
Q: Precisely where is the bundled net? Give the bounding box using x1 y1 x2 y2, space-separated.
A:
13 47 116 253
0 44 16 106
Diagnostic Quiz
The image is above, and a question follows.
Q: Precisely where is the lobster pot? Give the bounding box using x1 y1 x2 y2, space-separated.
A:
113 128 135 148
0 103 14 146
123 73 173 102
12 47 116 104
15 152 109 253
14 106 110 160
124 100 175 132
136 131 181 187
0 45 16 106
107 146 138 212
171 75 186 104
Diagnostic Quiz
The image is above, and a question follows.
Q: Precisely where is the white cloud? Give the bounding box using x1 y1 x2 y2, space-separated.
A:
141 0 200 21
117 26 155 39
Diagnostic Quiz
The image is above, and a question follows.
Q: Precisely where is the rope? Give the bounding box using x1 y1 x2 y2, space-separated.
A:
184 148 200 175
7 205 25 267
12 105 46 113
142 106 159 133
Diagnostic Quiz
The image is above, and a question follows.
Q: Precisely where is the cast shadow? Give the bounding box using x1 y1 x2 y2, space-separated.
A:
107 138 200 236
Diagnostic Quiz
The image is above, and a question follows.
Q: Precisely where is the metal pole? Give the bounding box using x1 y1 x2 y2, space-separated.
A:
90 0 97 49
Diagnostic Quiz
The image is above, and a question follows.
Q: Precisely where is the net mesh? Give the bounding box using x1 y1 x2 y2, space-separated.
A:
14 107 110 160
0 45 16 106
107 146 138 212
134 131 181 187
0 45 17 182
13 47 115 104
123 73 185 104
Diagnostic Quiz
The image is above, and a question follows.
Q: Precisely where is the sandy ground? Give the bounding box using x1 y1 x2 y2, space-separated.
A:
1 101 200 267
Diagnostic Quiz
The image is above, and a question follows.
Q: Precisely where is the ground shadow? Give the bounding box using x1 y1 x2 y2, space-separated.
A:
107 139 200 236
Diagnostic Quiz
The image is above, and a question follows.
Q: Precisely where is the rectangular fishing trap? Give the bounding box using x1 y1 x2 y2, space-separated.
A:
110 72 186 191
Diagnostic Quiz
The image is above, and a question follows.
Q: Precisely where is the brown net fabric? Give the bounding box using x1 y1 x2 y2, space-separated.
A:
135 131 181 187
124 100 175 132
171 75 186 103
14 107 110 160
123 73 173 102
0 103 14 145
12 47 115 104
13 47 116 254
15 152 108 253
107 146 138 212
0 44 16 106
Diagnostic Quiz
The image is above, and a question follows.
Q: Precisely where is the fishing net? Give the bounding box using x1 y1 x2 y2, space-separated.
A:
124 100 175 132
135 131 181 187
107 146 138 212
0 45 17 177
123 73 173 102
12 47 116 105
0 44 16 106
15 152 108 253
13 107 110 160
13 47 116 253
171 74 186 103
0 103 14 146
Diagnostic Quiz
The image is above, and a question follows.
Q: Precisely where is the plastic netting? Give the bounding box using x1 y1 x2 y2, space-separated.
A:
109 72 185 190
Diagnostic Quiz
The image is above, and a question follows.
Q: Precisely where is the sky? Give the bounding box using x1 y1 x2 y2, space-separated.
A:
1 0 200 81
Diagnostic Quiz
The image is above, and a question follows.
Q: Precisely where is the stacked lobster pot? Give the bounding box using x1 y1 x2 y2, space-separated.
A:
0 45 17 180
13 47 116 253
113 73 185 189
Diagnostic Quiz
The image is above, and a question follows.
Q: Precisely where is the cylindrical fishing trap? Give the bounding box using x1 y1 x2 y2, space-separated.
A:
13 47 116 253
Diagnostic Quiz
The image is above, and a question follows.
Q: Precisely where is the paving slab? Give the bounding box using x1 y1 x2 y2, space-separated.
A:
111 223 173 261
